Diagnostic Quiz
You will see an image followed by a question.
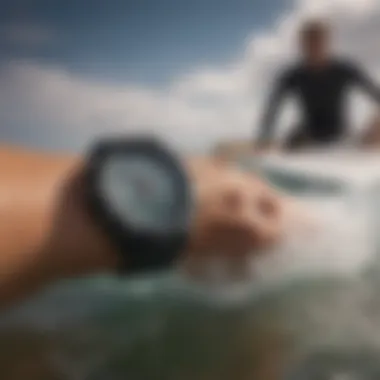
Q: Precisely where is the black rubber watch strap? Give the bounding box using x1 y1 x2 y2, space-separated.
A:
84 136 192 275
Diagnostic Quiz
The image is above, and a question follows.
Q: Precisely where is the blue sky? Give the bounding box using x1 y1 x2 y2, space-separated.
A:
0 0 290 86
0 0 378 152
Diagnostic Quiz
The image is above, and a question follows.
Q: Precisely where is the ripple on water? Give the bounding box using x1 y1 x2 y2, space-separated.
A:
2 155 380 379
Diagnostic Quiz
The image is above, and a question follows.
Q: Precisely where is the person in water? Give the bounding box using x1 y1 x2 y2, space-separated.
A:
256 19 380 151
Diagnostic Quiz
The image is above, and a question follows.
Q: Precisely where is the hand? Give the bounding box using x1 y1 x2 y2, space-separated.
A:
254 142 281 155
45 156 284 282
180 157 283 281
0 150 284 307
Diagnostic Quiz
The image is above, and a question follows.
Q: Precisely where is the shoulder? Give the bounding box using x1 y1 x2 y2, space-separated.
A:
333 57 362 77
277 63 301 86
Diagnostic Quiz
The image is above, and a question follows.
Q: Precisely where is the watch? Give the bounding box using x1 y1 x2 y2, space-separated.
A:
83 136 193 274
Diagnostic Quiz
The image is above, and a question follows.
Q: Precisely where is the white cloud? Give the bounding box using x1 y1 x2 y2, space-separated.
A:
1 0 380 153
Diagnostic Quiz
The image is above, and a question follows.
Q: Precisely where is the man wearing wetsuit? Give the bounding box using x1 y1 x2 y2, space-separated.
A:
256 20 380 150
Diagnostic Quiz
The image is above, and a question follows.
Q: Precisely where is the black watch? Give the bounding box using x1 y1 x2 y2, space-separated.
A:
83 136 193 274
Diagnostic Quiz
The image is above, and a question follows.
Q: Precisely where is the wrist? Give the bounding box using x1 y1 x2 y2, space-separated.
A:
42 161 119 281
51 141 199 280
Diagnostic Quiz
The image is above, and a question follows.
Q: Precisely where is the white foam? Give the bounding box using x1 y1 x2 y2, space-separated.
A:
260 151 380 188
183 153 380 298
252 195 374 286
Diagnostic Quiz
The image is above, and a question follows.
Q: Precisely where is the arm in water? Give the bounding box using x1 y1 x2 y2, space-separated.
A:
0 145 283 308
255 69 293 148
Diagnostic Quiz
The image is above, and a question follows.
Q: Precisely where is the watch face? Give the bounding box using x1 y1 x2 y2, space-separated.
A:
98 152 186 233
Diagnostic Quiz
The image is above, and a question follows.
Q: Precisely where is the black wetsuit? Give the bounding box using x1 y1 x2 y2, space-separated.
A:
258 59 380 149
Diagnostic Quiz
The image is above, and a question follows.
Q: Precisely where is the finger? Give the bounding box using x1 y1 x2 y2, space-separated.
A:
238 188 283 250
211 180 280 248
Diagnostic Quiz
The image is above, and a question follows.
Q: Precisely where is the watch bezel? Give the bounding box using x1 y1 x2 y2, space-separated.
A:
84 136 192 274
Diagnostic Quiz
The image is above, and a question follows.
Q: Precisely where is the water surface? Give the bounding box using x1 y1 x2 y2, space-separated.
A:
2 153 380 380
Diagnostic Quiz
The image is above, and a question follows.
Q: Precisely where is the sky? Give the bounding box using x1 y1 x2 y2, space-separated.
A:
0 0 380 153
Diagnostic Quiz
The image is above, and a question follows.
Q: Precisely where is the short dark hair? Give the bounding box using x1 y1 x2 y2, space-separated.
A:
300 19 330 39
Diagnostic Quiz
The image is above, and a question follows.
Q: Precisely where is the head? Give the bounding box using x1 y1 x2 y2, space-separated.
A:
299 20 331 66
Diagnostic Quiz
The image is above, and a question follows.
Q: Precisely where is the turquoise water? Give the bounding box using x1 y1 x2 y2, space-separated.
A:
2 154 380 380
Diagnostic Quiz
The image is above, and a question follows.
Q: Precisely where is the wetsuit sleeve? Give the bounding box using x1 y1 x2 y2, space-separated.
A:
349 63 380 103
256 70 293 145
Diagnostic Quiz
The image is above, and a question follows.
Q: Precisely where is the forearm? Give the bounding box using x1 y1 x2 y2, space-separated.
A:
364 82 380 104
255 118 277 149
0 147 232 307
356 70 380 104
256 122 273 145
0 146 117 307
0 142 285 309
256 98 281 146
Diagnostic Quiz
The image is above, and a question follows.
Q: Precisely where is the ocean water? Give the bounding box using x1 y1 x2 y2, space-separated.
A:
2 152 380 380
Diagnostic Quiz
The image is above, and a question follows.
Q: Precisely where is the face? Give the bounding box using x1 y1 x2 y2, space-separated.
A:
300 31 330 65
